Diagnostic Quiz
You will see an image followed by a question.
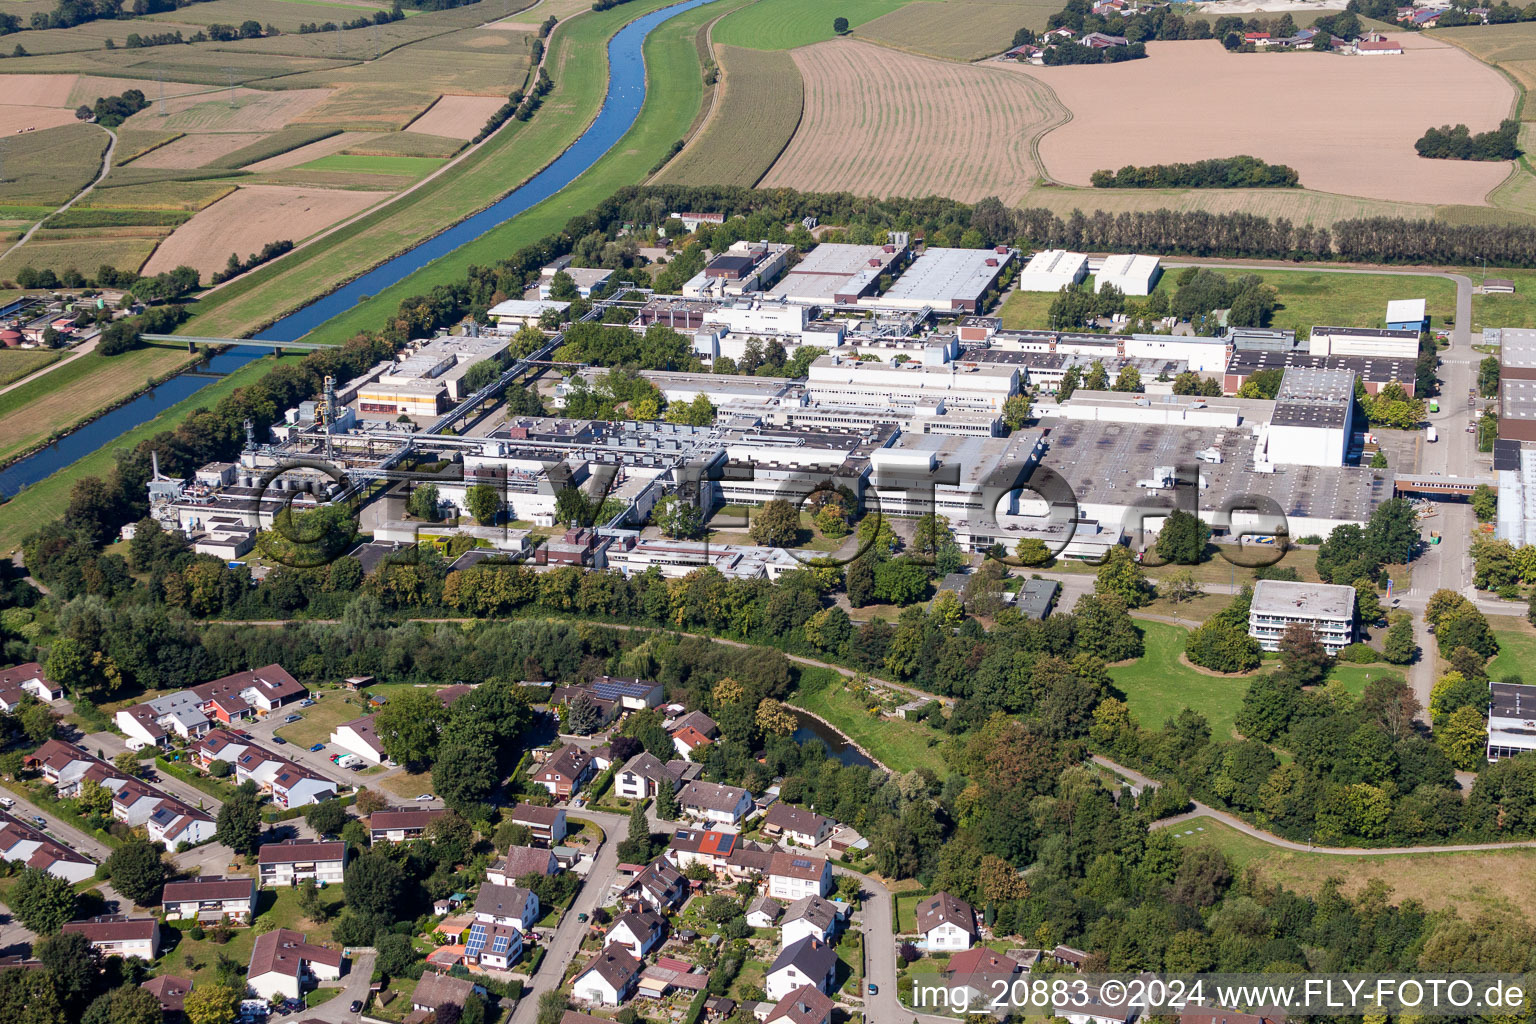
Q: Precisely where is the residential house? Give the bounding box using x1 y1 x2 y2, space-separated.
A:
24 740 101 793
1081 31 1128 46
1055 988 1137 1024
509 803 568 845
671 725 714 762
62 916 161 960
668 710 718 740
0 811 94 882
141 976 191 1019
764 985 834 1024
330 715 388 765
917 891 977 951
473 883 540 932
667 828 745 875
0 663 62 711
625 858 687 911
235 744 336 809
827 826 868 858
767 852 832 901
110 778 215 850
765 937 837 1001
486 845 559 884
573 947 642 1006
945 949 1022 1011
535 744 595 800
780 895 840 947
246 928 345 1001
369 807 446 843
614 752 685 801
161 876 257 924
412 973 476 1016
746 896 783 929
605 910 667 958
115 665 306 749
465 920 524 970
761 804 832 848
257 839 347 888
678 780 752 825
1053 945 1089 968
636 957 711 1000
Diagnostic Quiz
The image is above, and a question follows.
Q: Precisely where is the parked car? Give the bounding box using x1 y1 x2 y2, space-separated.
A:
416 793 435 801
31 816 45 827
0 796 13 809
284 714 301 723
272 736 287 745
350 764 363 772
868 983 879 995
300 699 315 707
350 1001 363 1014
310 743 325 752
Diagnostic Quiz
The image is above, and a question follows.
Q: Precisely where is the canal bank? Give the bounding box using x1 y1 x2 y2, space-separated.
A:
0 0 722 530
789 707 886 772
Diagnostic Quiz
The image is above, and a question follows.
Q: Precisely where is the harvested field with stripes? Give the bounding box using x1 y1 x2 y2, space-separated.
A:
655 45 803 187
857 0 1057 60
759 39 1063 204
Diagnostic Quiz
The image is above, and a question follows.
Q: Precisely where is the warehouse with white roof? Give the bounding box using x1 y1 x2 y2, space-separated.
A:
1016 250 1088 292
1096 254 1162 296
879 247 1018 312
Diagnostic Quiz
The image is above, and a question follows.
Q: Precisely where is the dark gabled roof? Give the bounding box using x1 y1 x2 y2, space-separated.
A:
768 937 837 981
248 928 342 979
257 839 346 864
679 780 749 813
370 808 446 831
161 876 254 903
497 845 557 878
577 946 642 989
783 895 838 931
412 972 474 1010
510 803 564 825
916 891 976 936
765 985 834 1024
769 852 828 881
62 915 158 943
474 883 535 919
763 803 830 836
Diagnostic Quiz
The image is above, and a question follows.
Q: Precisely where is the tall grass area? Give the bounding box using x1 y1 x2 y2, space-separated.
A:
179 0 739 341
789 664 946 776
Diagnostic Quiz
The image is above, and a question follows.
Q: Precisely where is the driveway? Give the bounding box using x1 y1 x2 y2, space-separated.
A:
272 949 377 1024
2 788 112 863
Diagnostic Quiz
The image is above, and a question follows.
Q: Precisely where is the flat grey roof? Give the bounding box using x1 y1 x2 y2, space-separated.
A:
1503 328 1536 371
1249 578 1356 619
884 247 1013 305
1490 681 1536 720
1502 379 1536 422
1038 419 1393 524
1226 348 1413 385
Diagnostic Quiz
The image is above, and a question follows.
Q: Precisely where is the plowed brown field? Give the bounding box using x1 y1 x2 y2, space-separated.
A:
759 39 1063 204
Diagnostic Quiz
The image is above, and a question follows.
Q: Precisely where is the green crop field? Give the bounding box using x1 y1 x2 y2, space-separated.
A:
0 123 109 207
713 0 911 50
654 45 803 187
0 351 304 551
1149 267 1459 336
0 348 62 388
77 179 239 211
112 129 185 165
343 132 465 159
857 0 1055 60
0 342 199 468
179 0 742 341
292 153 446 177
206 126 343 169
1110 620 1250 741
0 233 165 280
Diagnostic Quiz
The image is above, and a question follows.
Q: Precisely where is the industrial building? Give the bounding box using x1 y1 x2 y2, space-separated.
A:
355 335 509 419
1247 579 1356 653
486 299 570 327
1486 682 1536 762
1015 250 1087 292
879 246 1018 312
1095 254 1162 296
866 431 1046 520
1385 298 1428 332
683 240 792 299
1223 347 1414 397
1261 366 1355 468
768 243 906 305
805 352 1019 411
539 265 613 299
1309 325 1421 359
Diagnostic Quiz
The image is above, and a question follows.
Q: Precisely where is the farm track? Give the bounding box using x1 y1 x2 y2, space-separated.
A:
0 124 116 265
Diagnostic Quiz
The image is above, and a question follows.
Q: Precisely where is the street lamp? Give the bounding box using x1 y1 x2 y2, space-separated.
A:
1479 254 1488 288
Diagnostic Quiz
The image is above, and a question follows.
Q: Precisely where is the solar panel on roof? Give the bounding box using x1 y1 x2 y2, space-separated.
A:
491 935 511 954
466 923 487 957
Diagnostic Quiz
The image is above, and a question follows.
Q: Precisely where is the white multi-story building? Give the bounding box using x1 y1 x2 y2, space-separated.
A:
1247 579 1356 654
805 354 1018 413
1016 249 1088 292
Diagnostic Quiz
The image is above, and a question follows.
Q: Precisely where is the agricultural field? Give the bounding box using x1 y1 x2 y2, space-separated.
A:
111 129 185 164
654 45 804 188
142 184 392 277
713 0 912 50
0 233 165 280
0 342 198 467
127 88 337 134
406 94 510 140
856 0 1058 60
242 131 369 172
289 85 441 130
0 348 62 389
760 39 1064 204
1008 37 1512 205
130 132 270 169
0 105 81 135
203 126 347 170
1023 183 1430 225
344 132 465 158
0 123 109 206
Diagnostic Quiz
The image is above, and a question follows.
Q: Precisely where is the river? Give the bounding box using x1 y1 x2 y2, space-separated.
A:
791 709 878 769
0 0 719 497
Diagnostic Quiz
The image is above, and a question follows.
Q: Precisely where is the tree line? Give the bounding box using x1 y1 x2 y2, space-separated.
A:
1415 119 1521 161
1091 156 1299 190
1013 0 1218 48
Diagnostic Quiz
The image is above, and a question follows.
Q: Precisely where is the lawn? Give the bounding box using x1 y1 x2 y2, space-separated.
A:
1153 267 1458 336
380 770 435 800
0 341 201 466
712 0 911 49
1109 620 1250 740
180 0 735 343
894 890 925 933
788 667 944 776
274 692 374 749
0 348 62 388
1487 621 1536 681
999 286 1060 330
1170 814 1536 916
1326 661 1403 696
1472 268 1536 330
0 351 305 552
